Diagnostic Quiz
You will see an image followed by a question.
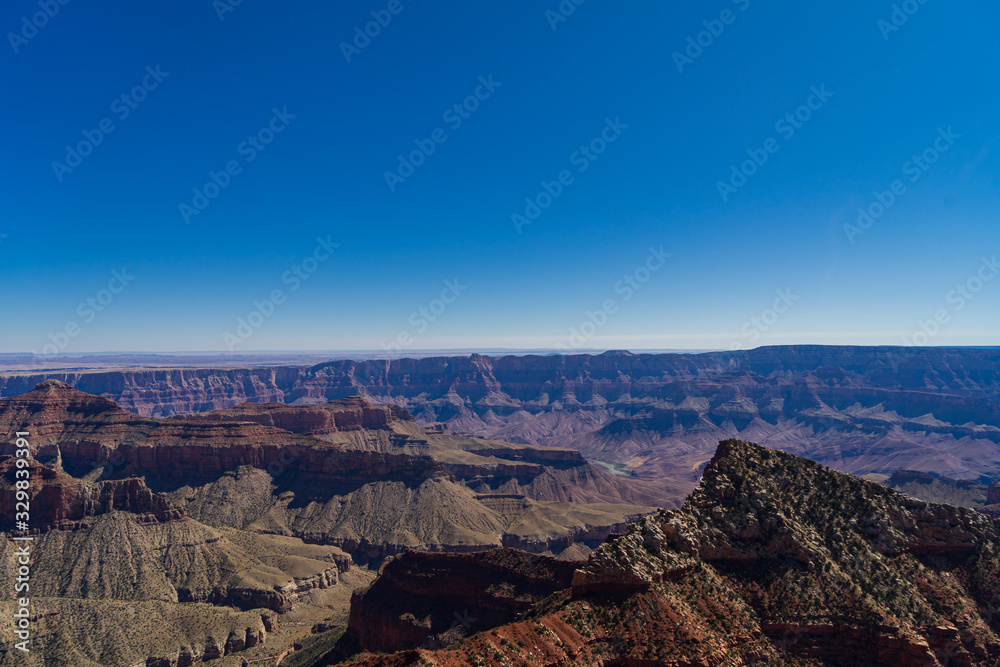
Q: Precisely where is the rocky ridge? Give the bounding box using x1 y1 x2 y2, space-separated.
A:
334 439 1000 666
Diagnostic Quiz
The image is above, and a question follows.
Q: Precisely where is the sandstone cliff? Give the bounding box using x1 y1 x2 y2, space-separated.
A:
0 456 184 528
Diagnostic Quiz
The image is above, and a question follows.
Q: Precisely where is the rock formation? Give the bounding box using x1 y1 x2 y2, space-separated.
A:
0 456 184 529
0 381 656 560
333 439 1000 666
336 549 578 655
0 381 663 666
7 346 1000 508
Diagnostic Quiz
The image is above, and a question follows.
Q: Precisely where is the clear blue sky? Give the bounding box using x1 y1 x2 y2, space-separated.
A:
2 1 998 354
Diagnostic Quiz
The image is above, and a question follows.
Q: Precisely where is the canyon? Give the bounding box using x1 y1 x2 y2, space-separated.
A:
0 379 657 665
5 346 1000 508
3 346 1000 665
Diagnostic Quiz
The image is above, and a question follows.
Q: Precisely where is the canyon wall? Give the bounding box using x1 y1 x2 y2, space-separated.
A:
6 347 1000 500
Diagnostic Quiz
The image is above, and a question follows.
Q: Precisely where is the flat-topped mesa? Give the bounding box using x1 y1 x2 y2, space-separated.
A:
0 382 450 485
180 395 414 435
0 379 312 450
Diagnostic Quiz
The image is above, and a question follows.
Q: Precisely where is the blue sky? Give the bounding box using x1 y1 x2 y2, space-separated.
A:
1 1 998 354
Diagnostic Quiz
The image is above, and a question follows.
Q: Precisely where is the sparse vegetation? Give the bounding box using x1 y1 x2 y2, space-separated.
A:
345 440 1000 666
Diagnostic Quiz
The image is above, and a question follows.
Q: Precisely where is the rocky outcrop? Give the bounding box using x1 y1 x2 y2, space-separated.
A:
582 441 1000 581
275 566 339 597
340 440 1000 666
988 479 1000 505
143 623 267 666
337 549 578 655
0 457 185 529
0 380 447 485
175 586 292 614
134 627 267 667
566 440 1000 665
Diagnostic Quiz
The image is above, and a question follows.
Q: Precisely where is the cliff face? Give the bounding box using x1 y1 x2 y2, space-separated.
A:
0 380 447 488
988 481 1000 505
7 347 1000 508
0 380 665 665
0 457 184 528
0 367 297 417
337 440 1000 667
0 382 655 560
337 549 578 655
180 395 415 434
0 458 352 617
0 407 359 666
8 347 999 421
